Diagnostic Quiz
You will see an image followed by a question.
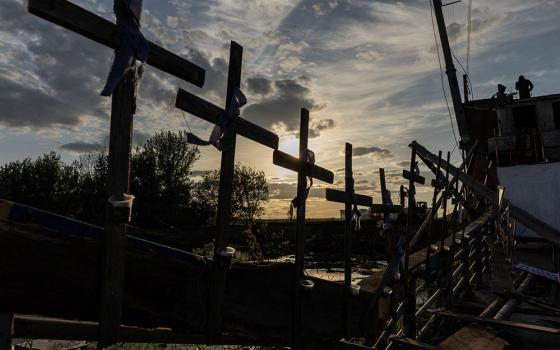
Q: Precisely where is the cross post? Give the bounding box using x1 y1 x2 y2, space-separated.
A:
28 1 206 347
272 108 334 350
175 42 279 342
439 151 451 251
325 143 372 338
372 168 403 266
403 148 422 339
425 151 443 264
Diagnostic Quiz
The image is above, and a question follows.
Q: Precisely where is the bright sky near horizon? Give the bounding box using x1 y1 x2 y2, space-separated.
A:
1 0 560 218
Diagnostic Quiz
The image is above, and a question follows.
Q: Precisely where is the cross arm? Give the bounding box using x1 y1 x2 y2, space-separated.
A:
371 204 403 214
325 188 372 206
28 0 205 87
402 170 425 185
273 150 334 184
175 89 279 149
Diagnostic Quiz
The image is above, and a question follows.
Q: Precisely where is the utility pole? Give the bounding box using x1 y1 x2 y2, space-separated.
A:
433 0 469 146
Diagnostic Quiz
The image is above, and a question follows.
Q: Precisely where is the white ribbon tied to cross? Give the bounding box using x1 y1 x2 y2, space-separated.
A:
186 88 247 150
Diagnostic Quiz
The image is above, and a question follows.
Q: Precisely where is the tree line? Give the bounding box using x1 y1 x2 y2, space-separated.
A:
0 131 270 229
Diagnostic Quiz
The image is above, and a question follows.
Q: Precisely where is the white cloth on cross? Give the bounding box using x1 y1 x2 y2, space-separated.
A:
186 88 247 150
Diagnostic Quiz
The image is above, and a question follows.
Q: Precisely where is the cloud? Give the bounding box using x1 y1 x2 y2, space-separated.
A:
60 141 103 154
268 182 326 200
353 146 393 158
246 76 272 95
242 76 333 137
0 0 109 129
309 118 335 138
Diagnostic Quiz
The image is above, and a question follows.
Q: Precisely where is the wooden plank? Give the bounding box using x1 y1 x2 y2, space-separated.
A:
207 41 243 342
343 142 353 339
389 336 442 349
425 151 442 265
403 170 425 185
439 152 451 251
411 140 560 244
371 203 402 214
273 150 334 184
432 310 560 334
28 0 205 87
403 149 418 338
325 189 372 206
440 324 509 350
175 89 279 149
99 67 137 347
293 108 310 350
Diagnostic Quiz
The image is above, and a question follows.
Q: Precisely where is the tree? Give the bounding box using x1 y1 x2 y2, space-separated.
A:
131 130 201 227
72 151 109 225
0 152 80 215
193 164 270 226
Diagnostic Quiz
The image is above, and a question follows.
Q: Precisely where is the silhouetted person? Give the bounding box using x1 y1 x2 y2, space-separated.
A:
515 75 534 99
493 84 507 99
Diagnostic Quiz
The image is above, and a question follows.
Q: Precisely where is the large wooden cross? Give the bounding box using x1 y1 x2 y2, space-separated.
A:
272 108 334 350
27 1 206 347
175 42 279 342
325 142 372 338
425 151 443 264
402 148 425 339
372 168 403 264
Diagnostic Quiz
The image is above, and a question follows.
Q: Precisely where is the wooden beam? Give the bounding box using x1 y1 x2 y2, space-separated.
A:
28 0 205 87
175 89 279 149
273 150 334 184
371 204 403 214
343 142 353 339
207 41 243 342
99 57 137 349
403 148 418 338
411 140 560 245
293 108 310 350
325 189 372 207
431 310 560 334
403 170 425 185
389 335 442 349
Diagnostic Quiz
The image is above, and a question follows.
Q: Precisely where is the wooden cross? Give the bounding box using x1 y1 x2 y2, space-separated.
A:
325 142 372 338
425 151 443 263
272 108 334 350
372 168 403 265
175 42 279 341
28 1 206 347
439 151 451 251
402 148 425 339
371 169 403 217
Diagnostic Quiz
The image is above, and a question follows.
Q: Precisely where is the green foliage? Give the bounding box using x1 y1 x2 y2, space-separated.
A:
193 164 270 225
0 131 270 241
0 152 80 215
243 227 262 261
131 130 201 226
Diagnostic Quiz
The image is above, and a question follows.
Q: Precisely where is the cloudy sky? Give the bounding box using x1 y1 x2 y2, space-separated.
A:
1 0 560 218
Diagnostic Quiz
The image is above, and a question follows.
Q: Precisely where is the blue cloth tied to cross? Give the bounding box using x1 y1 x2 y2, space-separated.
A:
186 88 247 150
101 0 149 96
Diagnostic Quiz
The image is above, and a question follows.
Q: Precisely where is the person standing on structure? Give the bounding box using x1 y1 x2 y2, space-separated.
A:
515 75 534 99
